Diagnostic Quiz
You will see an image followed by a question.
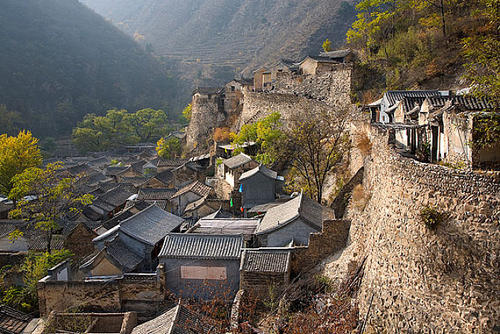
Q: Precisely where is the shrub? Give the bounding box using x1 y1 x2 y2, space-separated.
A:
420 206 446 230
355 132 372 157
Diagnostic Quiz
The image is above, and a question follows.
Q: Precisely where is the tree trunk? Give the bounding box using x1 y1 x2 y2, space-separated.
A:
440 0 446 38
46 230 52 254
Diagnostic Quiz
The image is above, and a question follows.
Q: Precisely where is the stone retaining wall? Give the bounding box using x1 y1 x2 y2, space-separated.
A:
324 124 500 332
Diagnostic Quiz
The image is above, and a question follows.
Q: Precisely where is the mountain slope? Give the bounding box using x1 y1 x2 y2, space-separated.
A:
80 0 357 83
0 0 178 137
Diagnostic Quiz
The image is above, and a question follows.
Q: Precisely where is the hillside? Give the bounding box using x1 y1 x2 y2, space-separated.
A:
0 0 178 138
80 0 357 86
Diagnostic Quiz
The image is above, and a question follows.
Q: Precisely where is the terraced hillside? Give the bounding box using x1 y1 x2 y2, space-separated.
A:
80 0 357 81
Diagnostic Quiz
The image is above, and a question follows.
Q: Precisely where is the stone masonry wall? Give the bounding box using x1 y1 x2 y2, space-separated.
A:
323 124 500 332
185 94 222 153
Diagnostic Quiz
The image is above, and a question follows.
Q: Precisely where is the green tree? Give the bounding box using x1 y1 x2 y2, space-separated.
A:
0 131 42 200
126 108 169 142
231 112 285 165
72 108 171 152
322 38 332 52
182 103 193 122
156 137 181 159
0 105 23 136
9 163 93 253
1 250 72 313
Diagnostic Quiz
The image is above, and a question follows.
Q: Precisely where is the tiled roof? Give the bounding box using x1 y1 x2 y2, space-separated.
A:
183 197 208 213
0 224 16 238
400 96 427 114
384 90 440 106
239 165 278 181
318 48 351 60
155 170 175 185
66 163 100 176
201 209 232 219
0 304 32 334
132 304 212 334
80 172 113 187
240 249 291 273
28 234 65 251
105 237 143 272
118 176 149 187
98 184 136 207
172 181 212 199
223 153 253 169
256 193 333 234
138 188 176 201
95 204 184 246
157 158 188 169
425 96 497 110
191 218 260 235
105 166 130 176
159 234 243 259
193 87 222 96
302 55 339 64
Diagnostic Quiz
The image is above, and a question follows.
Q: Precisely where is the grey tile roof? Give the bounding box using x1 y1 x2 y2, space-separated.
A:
192 218 260 236
240 249 291 273
183 196 208 213
400 96 427 114
172 181 212 199
159 234 243 259
425 96 497 110
318 48 352 60
105 237 143 272
256 193 333 234
118 176 149 187
384 90 440 106
0 224 16 238
192 87 222 96
98 184 136 207
239 165 278 181
118 204 184 245
202 209 232 219
223 153 253 169
157 158 188 169
138 188 176 201
0 304 32 334
302 55 339 64
28 234 65 251
132 304 212 334
105 166 130 176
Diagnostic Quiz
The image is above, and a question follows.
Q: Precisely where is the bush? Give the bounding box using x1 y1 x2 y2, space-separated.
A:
420 206 446 230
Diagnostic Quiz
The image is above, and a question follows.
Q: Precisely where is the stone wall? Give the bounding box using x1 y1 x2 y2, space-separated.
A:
38 265 167 320
274 64 352 110
290 219 351 275
185 94 223 153
323 124 500 332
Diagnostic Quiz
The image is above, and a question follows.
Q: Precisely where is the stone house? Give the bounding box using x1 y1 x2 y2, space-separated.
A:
80 236 144 276
239 164 283 211
182 197 229 221
187 217 260 245
93 204 184 272
318 49 354 63
299 56 340 76
418 96 499 167
256 193 335 247
85 184 137 220
239 249 291 298
137 188 176 213
156 158 188 173
217 153 259 190
158 233 243 300
253 68 268 92
368 90 443 124
170 181 213 216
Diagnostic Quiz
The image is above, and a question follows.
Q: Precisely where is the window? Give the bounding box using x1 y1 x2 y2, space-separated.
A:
181 266 227 280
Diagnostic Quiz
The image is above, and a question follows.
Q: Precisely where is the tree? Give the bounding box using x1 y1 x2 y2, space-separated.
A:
156 137 182 159
1 249 72 313
462 0 500 100
0 105 23 136
322 38 332 52
231 112 285 165
8 163 93 253
0 131 42 201
182 104 193 122
72 108 171 152
285 109 350 203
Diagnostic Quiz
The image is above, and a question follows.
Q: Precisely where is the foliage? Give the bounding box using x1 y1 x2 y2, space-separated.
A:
213 127 232 142
216 158 224 167
285 109 350 203
416 141 431 162
72 108 171 153
471 112 500 151
0 0 176 138
156 137 181 159
420 206 446 230
462 0 500 100
182 104 193 122
322 38 332 52
1 250 73 313
0 131 42 197
231 112 285 165
346 0 496 91
8 163 93 253
0 105 24 136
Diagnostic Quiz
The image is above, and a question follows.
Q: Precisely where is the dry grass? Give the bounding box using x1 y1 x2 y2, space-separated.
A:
355 132 372 157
